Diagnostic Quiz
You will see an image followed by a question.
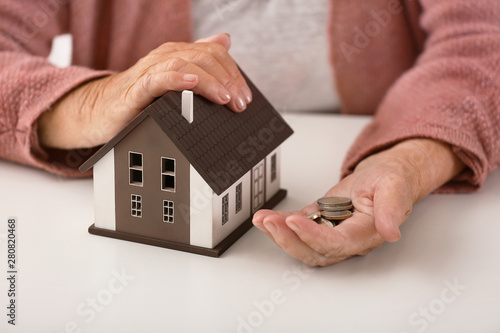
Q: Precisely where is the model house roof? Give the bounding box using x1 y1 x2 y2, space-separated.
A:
80 73 293 195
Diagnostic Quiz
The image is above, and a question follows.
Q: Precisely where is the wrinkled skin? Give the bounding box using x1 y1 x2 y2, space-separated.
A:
39 33 251 149
253 139 465 267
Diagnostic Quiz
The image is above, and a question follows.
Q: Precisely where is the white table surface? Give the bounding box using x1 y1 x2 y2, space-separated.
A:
1 113 499 333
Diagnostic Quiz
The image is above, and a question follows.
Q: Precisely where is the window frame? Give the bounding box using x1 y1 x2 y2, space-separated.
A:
129 151 143 187
270 153 277 183
235 183 242 214
222 194 229 225
161 157 176 192
163 200 174 223
131 194 142 218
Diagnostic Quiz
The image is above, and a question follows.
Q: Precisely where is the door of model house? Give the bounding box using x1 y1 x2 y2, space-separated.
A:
252 160 265 213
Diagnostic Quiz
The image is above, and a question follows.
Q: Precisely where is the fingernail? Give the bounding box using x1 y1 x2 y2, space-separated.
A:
183 74 198 82
241 86 252 104
393 220 401 236
263 221 277 234
393 220 400 230
218 89 231 103
235 96 246 111
287 220 300 233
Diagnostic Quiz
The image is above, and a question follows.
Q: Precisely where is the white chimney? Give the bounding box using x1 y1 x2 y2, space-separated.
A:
182 90 193 124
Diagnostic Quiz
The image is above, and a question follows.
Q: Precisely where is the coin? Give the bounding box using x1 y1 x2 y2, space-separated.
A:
318 218 335 228
319 204 353 211
308 197 355 227
317 197 352 206
306 211 322 220
321 210 353 220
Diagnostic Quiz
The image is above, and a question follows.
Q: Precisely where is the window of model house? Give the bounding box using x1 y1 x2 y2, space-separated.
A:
235 183 242 214
131 194 142 218
222 194 229 225
161 157 175 192
163 200 174 223
129 152 143 186
271 153 277 182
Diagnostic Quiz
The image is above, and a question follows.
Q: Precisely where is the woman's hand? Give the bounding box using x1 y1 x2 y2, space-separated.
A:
38 33 252 149
253 139 465 266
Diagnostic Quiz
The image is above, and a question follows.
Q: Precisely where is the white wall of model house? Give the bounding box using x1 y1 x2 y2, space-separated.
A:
211 172 252 248
93 148 116 231
189 165 252 248
208 149 281 249
189 165 214 248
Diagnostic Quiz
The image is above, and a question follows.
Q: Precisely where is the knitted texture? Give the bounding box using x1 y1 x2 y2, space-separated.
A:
1 0 499 192
0 0 191 176
331 0 500 192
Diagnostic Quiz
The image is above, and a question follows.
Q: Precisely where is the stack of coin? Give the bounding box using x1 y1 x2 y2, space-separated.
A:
306 197 353 228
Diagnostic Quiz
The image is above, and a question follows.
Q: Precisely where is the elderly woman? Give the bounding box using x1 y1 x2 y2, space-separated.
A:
1 0 499 266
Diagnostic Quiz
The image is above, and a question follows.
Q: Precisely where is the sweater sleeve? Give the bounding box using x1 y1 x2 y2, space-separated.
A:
341 0 500 193
0 0 111 177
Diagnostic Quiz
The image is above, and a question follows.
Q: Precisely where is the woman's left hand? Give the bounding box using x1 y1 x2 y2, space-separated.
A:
253 138 465 266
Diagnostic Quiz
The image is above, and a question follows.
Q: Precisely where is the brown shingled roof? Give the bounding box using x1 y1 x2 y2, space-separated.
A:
80 73 293 195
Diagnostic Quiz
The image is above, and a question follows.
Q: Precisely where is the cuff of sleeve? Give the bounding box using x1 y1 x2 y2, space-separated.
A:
340 121 487 194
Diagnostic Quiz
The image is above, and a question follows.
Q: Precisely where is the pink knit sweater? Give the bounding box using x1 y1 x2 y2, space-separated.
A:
0 0 499 193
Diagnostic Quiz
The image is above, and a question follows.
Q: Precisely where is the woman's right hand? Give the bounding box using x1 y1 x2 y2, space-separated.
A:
38 33 252 149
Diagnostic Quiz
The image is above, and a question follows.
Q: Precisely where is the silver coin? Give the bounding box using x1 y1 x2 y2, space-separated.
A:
319 204 353 211
319 218 335 228
317 197 352 207
306 211 322 220
321 210 353 220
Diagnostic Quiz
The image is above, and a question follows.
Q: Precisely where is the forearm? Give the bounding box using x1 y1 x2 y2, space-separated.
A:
357 138 466 203
37 77 107 150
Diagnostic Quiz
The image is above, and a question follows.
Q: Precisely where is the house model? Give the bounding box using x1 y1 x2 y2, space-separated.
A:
79 75 293 257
